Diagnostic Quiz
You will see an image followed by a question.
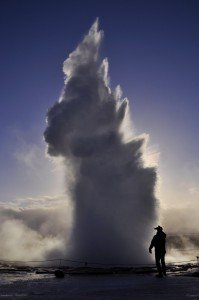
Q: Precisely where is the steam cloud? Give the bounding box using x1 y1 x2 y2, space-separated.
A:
44 20 157 263
0 201 72 262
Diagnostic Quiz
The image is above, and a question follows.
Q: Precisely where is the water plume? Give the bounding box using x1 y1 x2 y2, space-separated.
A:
44 20 157 263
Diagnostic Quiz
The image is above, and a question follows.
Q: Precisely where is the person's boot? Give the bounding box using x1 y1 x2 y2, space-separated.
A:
156 273 163 278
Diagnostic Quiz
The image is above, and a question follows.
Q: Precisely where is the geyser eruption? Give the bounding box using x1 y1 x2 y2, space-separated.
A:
44 20 157 263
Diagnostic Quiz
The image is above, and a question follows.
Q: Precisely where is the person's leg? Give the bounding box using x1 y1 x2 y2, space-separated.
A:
155 252 162 276
161 254 166 275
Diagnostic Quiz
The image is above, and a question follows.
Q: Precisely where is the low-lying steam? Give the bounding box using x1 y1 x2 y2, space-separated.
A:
0 200 72 262
44 20 157 263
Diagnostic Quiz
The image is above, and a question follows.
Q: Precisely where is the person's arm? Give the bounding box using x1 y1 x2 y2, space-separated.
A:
149 236 155 253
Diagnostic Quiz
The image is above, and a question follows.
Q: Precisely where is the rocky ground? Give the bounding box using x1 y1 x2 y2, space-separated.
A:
0 263 199 299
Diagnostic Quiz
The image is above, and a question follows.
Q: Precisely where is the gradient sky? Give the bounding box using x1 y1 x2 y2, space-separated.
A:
0 0 199 213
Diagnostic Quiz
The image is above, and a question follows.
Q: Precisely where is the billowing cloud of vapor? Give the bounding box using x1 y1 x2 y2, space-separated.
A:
162 206 199 261
44 20 157 263
0 197 73 262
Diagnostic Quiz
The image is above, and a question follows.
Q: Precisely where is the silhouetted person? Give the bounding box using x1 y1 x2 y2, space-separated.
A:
149 226 166 278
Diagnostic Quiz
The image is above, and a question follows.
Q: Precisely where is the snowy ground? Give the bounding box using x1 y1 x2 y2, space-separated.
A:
0 272 199 299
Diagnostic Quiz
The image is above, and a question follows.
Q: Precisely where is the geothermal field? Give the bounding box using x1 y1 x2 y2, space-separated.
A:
0 262 199 299
1 13 199 300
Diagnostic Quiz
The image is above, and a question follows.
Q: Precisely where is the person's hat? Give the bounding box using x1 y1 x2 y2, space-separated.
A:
154 226 163 230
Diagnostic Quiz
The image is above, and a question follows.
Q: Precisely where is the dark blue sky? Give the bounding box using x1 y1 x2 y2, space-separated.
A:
0 0 199 205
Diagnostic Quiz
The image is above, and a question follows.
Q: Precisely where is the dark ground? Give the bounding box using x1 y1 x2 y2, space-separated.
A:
0 263 199 299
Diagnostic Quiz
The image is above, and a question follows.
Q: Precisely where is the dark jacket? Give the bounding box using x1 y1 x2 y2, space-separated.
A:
149 231 166 254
